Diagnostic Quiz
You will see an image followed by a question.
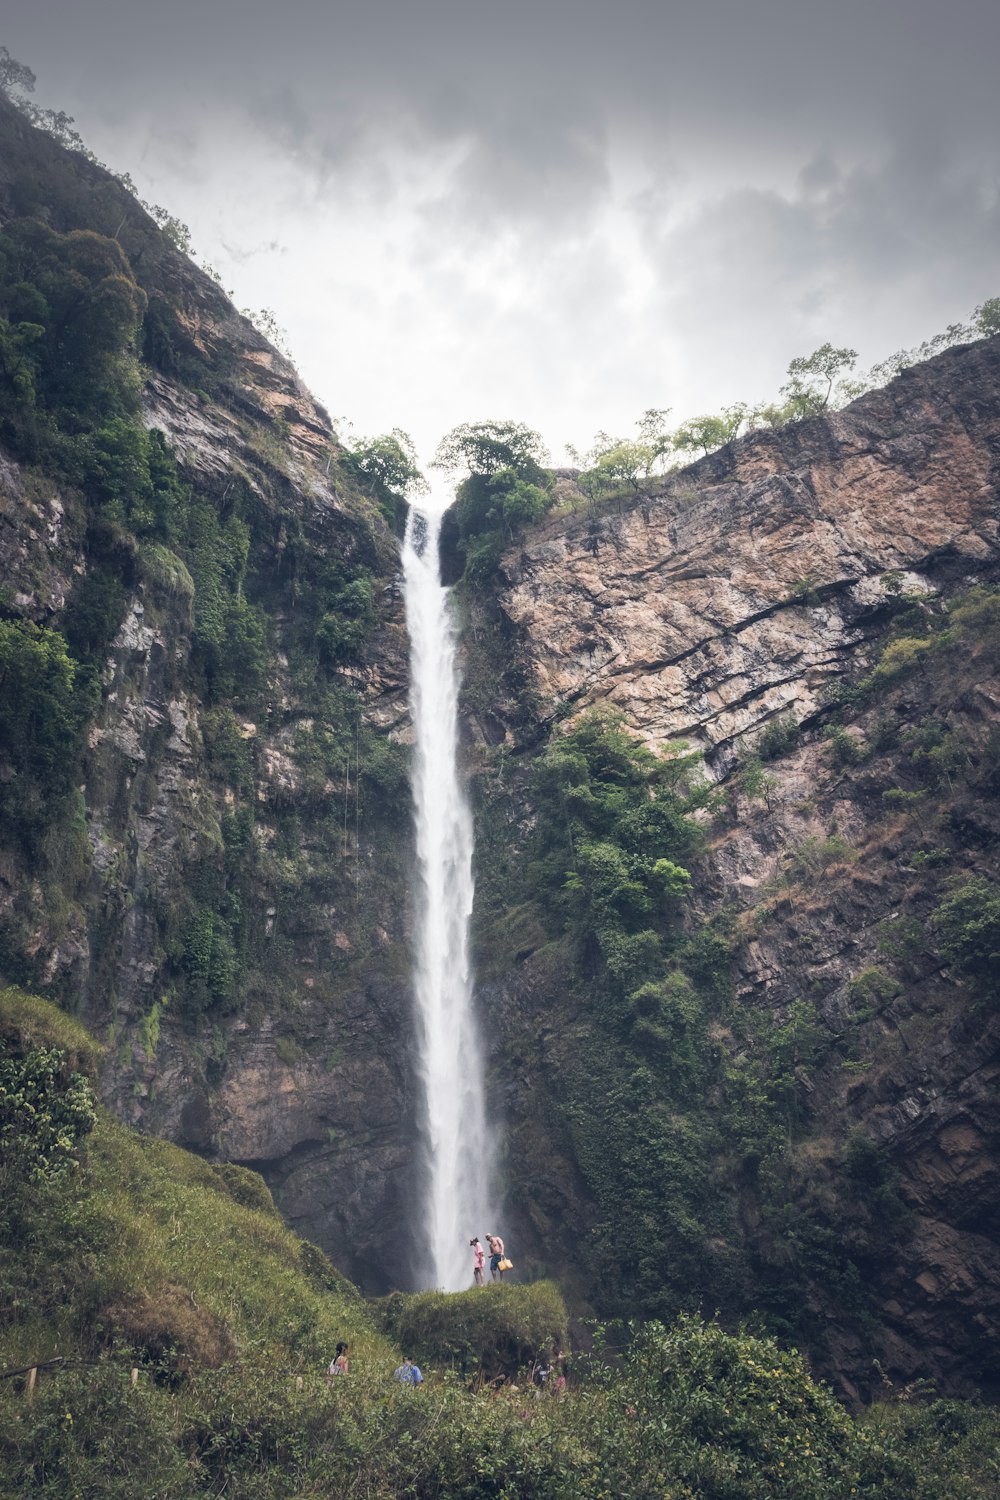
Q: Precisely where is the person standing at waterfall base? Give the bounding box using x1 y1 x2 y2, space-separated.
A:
486 1232 505 1281
471 1237 485 1286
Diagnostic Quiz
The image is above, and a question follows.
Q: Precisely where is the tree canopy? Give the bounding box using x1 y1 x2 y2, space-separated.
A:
433 419 549 480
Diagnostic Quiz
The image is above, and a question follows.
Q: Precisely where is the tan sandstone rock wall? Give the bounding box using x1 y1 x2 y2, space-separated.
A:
498 337 1000 764
478 335 1000 1399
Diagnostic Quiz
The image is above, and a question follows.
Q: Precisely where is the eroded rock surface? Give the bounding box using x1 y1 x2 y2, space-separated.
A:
479 337 1000 1400
499 338 1000 764
0 99 415 1291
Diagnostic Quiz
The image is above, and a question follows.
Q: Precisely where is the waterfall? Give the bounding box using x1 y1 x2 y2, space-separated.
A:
402 505 494 1291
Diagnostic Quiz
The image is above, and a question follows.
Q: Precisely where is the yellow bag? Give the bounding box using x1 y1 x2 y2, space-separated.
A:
498 1257 513 1272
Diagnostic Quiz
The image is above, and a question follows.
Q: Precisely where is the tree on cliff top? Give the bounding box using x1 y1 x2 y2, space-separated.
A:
672 403 749 457
344 429 427 504
0 45 35 100
0 45 88 151
432 419 552 579
433 419 549 480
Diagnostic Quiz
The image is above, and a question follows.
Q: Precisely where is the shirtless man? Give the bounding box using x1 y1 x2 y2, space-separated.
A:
485 1232 505 1281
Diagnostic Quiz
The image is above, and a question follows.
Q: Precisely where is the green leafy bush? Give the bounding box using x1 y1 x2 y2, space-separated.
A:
825 722 865 765
847 968 901 1006
858 635 935 696
756 715 800 762
934 877 1000 989
178 909 240 1014
0 619 82 841
629 972 709 1096
373 1282 568 1381
528 707 709 989
316 574 376 665
0 1042 95 1187
0 217 146 451
583 1316 904 1499
783 834 858 880
0 619 78 783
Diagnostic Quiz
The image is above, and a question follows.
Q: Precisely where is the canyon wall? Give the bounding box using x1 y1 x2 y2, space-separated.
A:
468 336 1000 1399
0 94 417 1292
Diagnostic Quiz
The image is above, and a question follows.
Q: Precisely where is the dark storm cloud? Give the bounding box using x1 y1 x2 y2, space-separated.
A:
10 0 1000 196
4 2 998 457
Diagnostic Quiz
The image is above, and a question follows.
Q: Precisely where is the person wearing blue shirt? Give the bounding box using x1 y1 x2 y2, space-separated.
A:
394 1356 424 1385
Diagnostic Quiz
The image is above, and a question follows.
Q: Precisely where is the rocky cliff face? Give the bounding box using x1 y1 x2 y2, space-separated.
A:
0 97 419 1293
498 339 999 764
470 337 1000 1401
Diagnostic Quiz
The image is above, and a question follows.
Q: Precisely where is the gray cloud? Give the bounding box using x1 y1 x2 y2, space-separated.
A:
3 2 998 459
12 2 1000 173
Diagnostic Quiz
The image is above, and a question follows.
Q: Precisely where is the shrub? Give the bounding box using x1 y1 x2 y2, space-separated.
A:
316 575 376 665
785 574 821 606
101 1282 236 1374
372 1282 568 1381
676 923 733 1001
784 834 857 879
933 877 1000 988
859 635 934 695
847 968 901 1006
629 972 709 1095
877 915 925 966
583 1315 911 1500
201 707 256 794
738 752 778 802
756 714 799 762
0 991 100 1273
905 721 970 789
824 723 865 765
0 619 79 798
882 787 929 813
528 707 708 973
0 217 146 440
212 1161 279 1218
179 909 240 1012
908 846 952 869
0 1042 96 1187
61 563 131 668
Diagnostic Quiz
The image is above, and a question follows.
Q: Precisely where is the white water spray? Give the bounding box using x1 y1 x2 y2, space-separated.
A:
402 506 494 1290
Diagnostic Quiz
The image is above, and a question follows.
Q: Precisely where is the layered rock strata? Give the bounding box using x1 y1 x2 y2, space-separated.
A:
498 338 1000 766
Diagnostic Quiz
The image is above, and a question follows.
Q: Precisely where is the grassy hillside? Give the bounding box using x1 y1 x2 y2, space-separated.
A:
3 989 1000 1498
0 987 387 1363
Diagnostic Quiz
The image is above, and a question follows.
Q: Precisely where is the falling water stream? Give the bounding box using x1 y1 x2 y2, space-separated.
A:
402 506 494 1290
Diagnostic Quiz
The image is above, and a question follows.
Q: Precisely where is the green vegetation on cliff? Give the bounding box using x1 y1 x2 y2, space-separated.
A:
567 302 999 491
468 572 1000 1375
0 88 412 1031
433 418 554 580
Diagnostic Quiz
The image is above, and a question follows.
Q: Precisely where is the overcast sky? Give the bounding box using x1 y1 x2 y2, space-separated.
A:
5 2 999 473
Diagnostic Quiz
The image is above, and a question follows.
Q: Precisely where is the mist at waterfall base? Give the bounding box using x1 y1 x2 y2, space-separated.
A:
402 505 497 1291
